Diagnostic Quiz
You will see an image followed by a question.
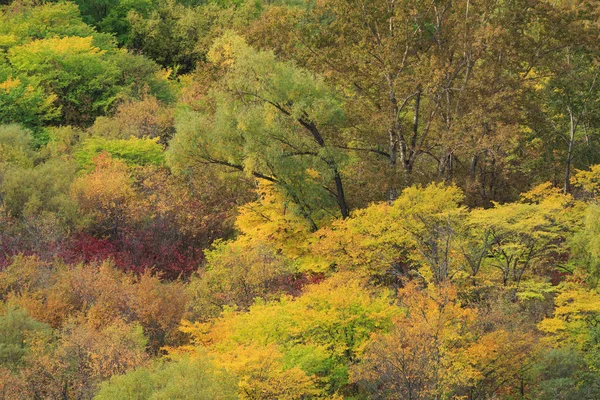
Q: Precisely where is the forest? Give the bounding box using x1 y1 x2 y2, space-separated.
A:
1 0 600 398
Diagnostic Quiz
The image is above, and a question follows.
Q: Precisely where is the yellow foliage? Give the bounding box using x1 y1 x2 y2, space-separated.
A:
207 32 248 67
311 183 466 281
538 283 600 350
70 153 137 234
178 273 397 397
355 282 535 398
572 164 600 197
0 76 21 92
14 36 102 57
235 182 313 260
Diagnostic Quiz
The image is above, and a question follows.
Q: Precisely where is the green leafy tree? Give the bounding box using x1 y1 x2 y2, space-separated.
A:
0 304 51 368
169 33 350 225
7 36 121 126
95 355 238 400
0 2 174 129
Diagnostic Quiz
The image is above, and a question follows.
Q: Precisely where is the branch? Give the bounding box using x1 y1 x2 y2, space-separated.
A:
198 158 278 183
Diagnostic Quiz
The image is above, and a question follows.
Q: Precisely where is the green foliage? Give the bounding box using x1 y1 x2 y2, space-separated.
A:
530 348 600 400
0 124 35 167
0 2 104 44
128 0 209 74
7 36 121 126
114 52 176 102
0 304 51 368
569 204 600 284
0 2 174 128
0 75 59 131
95 355 238 400
64 0 156 45
0 157 79 219
76 136 165 168
169 33 349 222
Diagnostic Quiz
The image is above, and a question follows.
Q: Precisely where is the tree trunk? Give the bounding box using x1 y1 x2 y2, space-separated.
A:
406 86 422 172
387 74 400 168
564 107 575 194
298 117 350 218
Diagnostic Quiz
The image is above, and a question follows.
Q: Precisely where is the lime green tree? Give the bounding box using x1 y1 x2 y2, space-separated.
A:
169 33 350 225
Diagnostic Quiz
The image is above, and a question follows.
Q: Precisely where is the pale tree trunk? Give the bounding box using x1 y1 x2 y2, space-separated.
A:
564 107 575 194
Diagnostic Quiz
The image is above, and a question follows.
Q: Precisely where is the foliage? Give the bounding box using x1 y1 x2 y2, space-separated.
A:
169 32 350 223
181 273 397 396
76 136 165 168
354 282 536 399
0 256 187 353
0 157 79 220
95 354 238 400
2 0 600 398
0 124 35 167
90 95 175 142
0 2 173 128
0 304 51 368
311 183 466 282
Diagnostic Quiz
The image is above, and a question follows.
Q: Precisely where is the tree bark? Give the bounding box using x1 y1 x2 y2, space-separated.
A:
564 107 575 194
298 117 350 218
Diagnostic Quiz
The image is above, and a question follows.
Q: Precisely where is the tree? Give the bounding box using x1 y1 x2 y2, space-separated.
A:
0 304 51 368
0 2 174 128
54 0 155 44
0 124 35 168
169 33 351 224
18 317 149 400
312 183 466 284
127 0 210 74
469 186 578 287
538 50 600 193
95 354 238 400
0 157 79 221
290 0 549 200
0 75 59 131
89 94 175 143
180 273 397 396
71 153 136 239
354 282 536 399
8 36 121 126
535 281 600 399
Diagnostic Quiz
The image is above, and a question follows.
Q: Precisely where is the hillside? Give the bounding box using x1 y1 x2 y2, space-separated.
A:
1 0 600 399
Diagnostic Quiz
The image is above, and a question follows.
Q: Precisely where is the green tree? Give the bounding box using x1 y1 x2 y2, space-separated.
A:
0 2 174 129
0 304 51 368
95 354 238 400
8 36 121 126
169 33 350 225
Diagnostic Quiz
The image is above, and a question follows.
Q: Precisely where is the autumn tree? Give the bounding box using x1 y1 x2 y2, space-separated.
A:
311 183 466 284
354 282 536 399
180 273 397 397
468 185 579 287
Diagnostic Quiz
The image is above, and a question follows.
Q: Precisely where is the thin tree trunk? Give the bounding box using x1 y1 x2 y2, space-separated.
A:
387 74 400 168
298 117 350 218
407 85 422 173
564 107 575 194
